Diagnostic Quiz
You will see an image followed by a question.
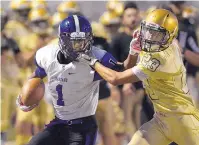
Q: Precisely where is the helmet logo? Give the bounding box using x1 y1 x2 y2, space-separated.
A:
70 32 85 38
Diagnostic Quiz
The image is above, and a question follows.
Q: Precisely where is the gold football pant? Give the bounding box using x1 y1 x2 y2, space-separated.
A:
128 111 199 145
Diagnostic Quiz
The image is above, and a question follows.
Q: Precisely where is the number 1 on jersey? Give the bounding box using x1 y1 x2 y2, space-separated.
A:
56 84 65 106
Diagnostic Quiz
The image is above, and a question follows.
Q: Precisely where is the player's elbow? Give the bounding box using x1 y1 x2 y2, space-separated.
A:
109 79 117 86
108 74 120 86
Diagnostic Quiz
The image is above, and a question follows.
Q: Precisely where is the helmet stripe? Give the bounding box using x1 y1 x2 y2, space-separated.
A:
73 15 80 32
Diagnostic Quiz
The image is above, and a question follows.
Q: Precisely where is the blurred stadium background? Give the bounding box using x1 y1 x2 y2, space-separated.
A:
1 1 199 21
1 1 199 145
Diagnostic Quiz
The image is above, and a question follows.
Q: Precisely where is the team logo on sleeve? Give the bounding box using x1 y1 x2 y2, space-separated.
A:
109 59 117 66
141 54 160 72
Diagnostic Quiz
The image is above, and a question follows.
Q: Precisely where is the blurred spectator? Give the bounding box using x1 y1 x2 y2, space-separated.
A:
92 22 118 145
31 0 48 9
106 1 124 18
1 8 21 145
92 21 127 145
109 2 139 61
164 1 199 109
57 1 83 16
100 2 129 144
49 12 68 44
6 3 53 145
1 8 23 67
99 1 123 112
28 8 51 41
168 1 186 19
5 0 31 44
109 1 143 139
3 1 40 144
100 11 121 42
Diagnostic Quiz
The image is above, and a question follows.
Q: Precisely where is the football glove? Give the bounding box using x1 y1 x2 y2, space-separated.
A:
129 30 141 56
16 95 38 112
78 54 99 68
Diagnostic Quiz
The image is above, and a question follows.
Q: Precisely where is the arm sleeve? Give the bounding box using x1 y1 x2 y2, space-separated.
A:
92 48 119 81
34 50 47 79
132 66 148 81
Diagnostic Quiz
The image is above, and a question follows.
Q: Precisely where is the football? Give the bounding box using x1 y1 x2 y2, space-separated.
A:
21 78 45 106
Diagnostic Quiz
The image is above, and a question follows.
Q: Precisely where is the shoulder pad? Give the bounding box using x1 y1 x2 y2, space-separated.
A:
35 44 59 69
91 46 107 61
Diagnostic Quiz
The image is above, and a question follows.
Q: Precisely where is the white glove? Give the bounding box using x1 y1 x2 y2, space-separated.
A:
78 54 99 68
129 30 141 56
16 95 38 112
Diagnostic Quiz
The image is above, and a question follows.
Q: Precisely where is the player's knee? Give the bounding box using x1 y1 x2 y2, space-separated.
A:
122 88 134 97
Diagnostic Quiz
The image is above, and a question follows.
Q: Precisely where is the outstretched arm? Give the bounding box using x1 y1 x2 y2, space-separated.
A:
123 55 138 69
93 62 140 86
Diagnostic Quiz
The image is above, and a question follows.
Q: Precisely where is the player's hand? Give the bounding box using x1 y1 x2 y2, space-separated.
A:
129 30 141 56
16 95 38 112
78 53 99 68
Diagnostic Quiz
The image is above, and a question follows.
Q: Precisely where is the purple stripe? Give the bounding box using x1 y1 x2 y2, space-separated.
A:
34 58 47 78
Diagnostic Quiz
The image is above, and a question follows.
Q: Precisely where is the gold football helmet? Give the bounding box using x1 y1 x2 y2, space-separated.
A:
10 0 30 10
106 1 124 16
29 8 49 22
51 12 67 36
57 1 79 13
10 0 31 21
51 12 67 27
31 0 47 9
140 9 178 52
100 11 120 26
91 21 107 39
182 6 198 19
29 8 50 35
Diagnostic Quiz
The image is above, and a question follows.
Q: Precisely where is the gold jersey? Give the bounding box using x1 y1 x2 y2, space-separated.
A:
136 41 197 115
5 20 30 43
18 33 41 53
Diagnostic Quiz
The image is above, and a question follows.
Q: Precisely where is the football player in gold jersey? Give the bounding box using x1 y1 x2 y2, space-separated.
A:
99 11 121 43
14 7 53 145
28 7 52 45
5 0 31 44
81 9 199 145
57 1 81 16
1 8 21 144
